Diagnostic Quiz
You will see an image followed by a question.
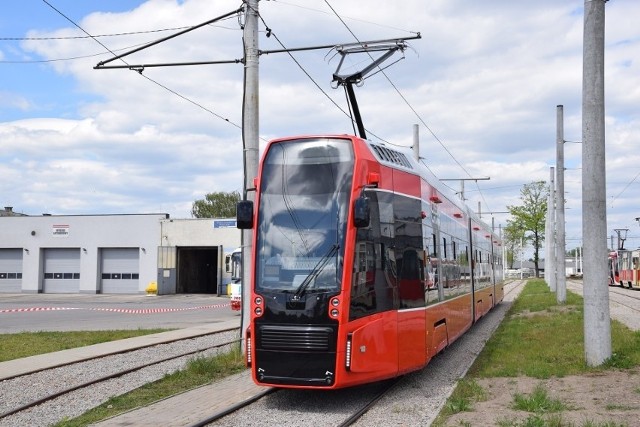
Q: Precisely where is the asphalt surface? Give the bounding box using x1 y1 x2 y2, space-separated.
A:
0 293 240 333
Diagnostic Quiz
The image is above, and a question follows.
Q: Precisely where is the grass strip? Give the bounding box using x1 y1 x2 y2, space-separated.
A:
434 279 640 426
54 344 246 427
470 280 640 378
0 329 171 362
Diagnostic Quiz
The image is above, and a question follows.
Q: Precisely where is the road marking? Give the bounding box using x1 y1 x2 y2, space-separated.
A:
0 303 230 315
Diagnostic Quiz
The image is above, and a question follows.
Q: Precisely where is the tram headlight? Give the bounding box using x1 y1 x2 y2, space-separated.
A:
253 295 264 317
330 308 339 317
331 297 339 307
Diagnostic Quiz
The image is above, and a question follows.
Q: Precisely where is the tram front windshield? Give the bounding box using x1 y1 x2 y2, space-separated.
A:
255 138 353 294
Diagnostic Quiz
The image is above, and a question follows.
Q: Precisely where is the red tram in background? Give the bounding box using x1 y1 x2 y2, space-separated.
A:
237 134 504 389
608 249 640 289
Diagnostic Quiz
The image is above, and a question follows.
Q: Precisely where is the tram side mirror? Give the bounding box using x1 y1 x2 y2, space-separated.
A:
353 195 370 228
236 200 254 229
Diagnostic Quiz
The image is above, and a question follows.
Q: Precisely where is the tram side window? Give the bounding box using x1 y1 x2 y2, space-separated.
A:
392 193 426 309
350 191 396 321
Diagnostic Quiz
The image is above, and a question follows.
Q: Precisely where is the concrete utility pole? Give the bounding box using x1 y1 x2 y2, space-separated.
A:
241 0 260 347
556 105 566 304
549 167 557 292
545 167 556 290
582 0 611 366
412 124 420 161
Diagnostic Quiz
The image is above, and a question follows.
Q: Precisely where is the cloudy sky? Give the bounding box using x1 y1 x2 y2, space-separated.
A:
1 0 639 253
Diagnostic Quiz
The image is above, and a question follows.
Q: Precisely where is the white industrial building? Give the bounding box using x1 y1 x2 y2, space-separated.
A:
0 208 240 295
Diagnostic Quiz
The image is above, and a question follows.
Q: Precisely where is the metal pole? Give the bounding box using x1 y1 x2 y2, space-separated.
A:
556 105 566 304
241 0 260 349
549 167 557 292
582 0 611 366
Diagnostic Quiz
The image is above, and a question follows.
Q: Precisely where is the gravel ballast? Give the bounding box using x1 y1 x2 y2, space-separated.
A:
0 330 238 427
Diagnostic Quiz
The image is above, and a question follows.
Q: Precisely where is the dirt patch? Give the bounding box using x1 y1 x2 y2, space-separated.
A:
512 306 579 319
445 369 640 426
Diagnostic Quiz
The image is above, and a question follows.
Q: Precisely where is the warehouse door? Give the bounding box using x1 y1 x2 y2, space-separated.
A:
101 248 140 294
0 249 23 293
177 247 218 293
43 248 80 293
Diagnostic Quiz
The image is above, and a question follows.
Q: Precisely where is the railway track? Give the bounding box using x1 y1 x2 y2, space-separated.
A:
0 328 239 426
568 278 640 308
189 377 401 427
567 279 640 329
8 280 523 426
188 280 527 427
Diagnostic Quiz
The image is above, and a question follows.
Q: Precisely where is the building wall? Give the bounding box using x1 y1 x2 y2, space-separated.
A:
0 215 242 294
1 214 166 293
160 218 240 249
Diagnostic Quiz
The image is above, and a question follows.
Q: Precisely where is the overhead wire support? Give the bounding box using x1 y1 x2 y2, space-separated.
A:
97 59 243 71
94 7 244 69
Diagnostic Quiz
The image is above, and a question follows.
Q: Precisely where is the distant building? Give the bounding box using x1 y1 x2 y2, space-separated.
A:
0 206 27 217
0 212 240 295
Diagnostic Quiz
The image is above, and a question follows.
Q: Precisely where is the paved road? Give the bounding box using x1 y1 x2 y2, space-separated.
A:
0 293 240 333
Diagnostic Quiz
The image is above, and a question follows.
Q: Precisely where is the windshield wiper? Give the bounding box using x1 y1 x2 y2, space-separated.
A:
292 244 339 299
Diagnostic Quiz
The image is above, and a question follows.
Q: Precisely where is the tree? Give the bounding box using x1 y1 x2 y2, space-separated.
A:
503 220 526 269
191 191 241 218
507 181 548 277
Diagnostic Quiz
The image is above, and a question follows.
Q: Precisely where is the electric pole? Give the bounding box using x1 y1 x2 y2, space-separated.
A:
241 0 260 346
549 167 556 292
556 105 566 304
582 0 611 366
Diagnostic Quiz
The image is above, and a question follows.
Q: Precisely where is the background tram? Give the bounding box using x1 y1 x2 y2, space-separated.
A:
608 249 640 289
237 134 504 389
225 248 243 311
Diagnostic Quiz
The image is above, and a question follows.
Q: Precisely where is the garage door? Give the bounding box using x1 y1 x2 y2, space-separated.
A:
101 248 140 294
43 248 80 293
0 249 23 293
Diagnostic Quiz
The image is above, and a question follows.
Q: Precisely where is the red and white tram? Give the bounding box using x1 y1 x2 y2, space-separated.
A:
608 249 640 289
237 134 504 389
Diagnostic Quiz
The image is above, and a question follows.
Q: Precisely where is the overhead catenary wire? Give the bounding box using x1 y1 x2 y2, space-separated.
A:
253 11 398 145
36 0 502 218
610 169 640 208
0 22 236 40
40 0 245 132
30 1 413 146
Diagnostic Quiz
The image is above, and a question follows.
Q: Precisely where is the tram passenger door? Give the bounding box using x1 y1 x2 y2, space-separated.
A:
397 248 427 373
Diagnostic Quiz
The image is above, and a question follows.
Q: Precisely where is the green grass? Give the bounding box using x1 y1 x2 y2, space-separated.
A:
439 379 488 417
54 345 246 427
433 279 640 427
0 329 171 362
496 417 629 427
468 280 640 378
512 385 567 413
